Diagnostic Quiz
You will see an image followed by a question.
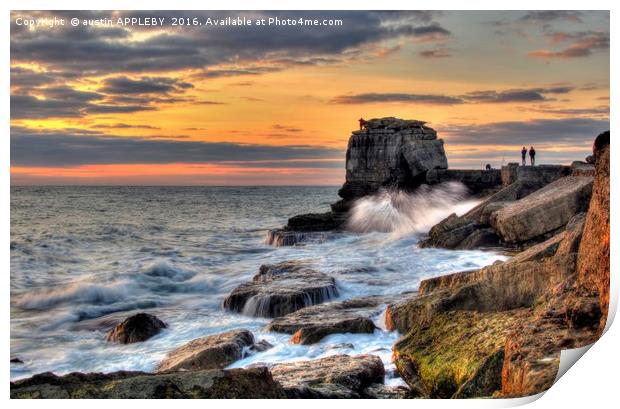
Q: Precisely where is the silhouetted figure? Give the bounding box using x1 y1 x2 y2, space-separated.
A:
521 146 527 166
485 163 492 170
529 146 536 166
359 118 367 130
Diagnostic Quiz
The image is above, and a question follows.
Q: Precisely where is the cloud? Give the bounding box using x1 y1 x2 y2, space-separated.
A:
438 118 609 146
519 11 583 23
418 48 452 58
529 31 609 59
462 86 573 103
11 11 451 78
409 24 451 42
331 92 463 105
524 105 609 117
99 76 193 95
10 127 344 167
91 123 161 130
331 86 576 105
271 124 303 132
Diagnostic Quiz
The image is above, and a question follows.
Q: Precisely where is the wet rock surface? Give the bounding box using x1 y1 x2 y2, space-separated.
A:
105 313 167 344
265 229 331 246
267 296 386 344
11 367 285 399
271 354 385 398
223 261 338 318
157 329 254 373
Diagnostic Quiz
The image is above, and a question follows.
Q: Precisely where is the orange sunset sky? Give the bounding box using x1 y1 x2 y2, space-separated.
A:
10 11 609 185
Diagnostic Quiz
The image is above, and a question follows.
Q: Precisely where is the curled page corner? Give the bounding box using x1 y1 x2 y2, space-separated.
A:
554 344 594 384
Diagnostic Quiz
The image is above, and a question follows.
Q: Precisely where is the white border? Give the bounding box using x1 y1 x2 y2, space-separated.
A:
2 1 617 407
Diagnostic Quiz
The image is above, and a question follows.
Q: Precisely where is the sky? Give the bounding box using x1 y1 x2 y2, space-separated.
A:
10 10 610 185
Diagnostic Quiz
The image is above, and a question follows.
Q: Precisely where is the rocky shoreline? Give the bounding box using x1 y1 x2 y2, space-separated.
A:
11 119 610 399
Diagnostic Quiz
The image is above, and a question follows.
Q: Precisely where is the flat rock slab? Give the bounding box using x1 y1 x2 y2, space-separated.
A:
491 176 593 243
223 261 338 318
11 367 284 399
271 354 385 398
157 329 254 373
265 229 330 246
106 313 166 344
267 296 387 344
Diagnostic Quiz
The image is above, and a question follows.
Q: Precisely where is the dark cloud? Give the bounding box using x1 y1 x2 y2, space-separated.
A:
439 118 609 145
418 48 452 58
272 124 303 132
524 105 609 117
409 24 451 42
331 92 463 105
462 86 574 103
99 76 193 95
331 86 576 105
519 11 583 23
10 127 343 167
11 11 450 77
91 123 161 130
529 31 609 59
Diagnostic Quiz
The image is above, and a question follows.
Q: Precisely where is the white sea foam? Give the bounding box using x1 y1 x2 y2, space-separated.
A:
346 182 480 239
16 281 130 310
11 186 507 382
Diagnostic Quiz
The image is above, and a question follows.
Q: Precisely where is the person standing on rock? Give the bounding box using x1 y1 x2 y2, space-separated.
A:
529 146 536 166
521 146 527 166
359 117 367 130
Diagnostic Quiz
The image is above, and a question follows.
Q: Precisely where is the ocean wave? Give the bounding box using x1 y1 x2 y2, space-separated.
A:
16 281 130 310
347 183 480 239
141 260 196 282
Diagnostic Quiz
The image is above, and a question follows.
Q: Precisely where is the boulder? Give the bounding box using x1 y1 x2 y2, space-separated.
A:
11 367 284 399
570 161 595 177
389 217 585 334
338 117 448 200
156 329 254 373
223 261 338 318
491 176 593 243
267 297 384 344
362 383 417 399
105 313 166 344
285 212 347 232
265 229 329 246
271 354 385 398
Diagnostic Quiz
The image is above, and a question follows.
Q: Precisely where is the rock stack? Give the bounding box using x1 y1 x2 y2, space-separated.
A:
338 117 448 200
269 117 503 245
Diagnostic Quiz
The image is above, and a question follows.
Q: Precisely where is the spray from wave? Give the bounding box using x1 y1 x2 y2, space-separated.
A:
346 182 480 239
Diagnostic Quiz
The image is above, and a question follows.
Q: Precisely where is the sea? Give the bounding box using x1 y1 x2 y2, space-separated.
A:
10 185 506 383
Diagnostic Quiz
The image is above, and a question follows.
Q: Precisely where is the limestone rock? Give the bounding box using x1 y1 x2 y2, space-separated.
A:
223 261 338 318
271 354 385 398
265 229 330 246
491 176 593 243
156 329 254 373
571 161 595 176
10 367 285 399
576 132 610 332
338 117 448 200
105 313 166 344
425 169 501 196
267 296 384 344
362 383 417 398
392 310 528 398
